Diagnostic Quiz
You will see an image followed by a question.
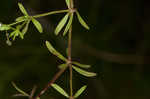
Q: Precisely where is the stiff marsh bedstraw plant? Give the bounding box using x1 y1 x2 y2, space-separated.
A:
0 0 97 99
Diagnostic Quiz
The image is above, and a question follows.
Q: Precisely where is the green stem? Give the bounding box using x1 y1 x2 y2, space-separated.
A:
68 0 74 98
33 9 69 18
68 25 73 97
8 9 69 27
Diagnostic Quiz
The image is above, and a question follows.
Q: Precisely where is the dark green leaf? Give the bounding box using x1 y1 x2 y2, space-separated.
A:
18 3 28 16
63 14 73 36
55 13 69 35
51 84 69 98
46 41 67 62
74 85 87 98
11 82 29 96
76 11 90 30
72 65 96 77
32 18 43 33
72 61 91 69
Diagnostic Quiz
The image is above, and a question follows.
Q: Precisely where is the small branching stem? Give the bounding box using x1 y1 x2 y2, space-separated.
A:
8 9 69 27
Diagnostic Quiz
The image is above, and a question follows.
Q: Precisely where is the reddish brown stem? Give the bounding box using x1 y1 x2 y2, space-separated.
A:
34 68 66 99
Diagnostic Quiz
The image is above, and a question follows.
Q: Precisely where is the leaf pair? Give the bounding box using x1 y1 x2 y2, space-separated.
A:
12 82 39 99
46 41 96 77
18 3 43 33
54 10 90 36
52 83 87 98
55 13 73 36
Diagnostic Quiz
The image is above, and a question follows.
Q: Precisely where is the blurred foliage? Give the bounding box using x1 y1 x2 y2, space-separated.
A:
0 0 150 99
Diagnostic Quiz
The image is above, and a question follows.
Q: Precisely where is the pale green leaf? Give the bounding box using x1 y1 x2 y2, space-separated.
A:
18 30 24 39
65 0 70 7
74 85 87 98
0 24 11 31
18 3 28 16
63 14 73 36
72 61 91 69
58 64 68 69
72 65 96 77
51 84 69 98
76 11 90 30
22 21 30 34
11 82 29 96
46 41 67 62
32 18 43 33
55 13 69 35
15 16 27 22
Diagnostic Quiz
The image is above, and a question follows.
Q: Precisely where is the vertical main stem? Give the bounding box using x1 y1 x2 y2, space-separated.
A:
68 0 74 98
68 25 73 97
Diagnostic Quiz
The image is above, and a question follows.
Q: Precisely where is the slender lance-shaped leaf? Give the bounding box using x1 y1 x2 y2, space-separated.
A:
18 3 28 16
32 18 43 33
63 14 73 36
11 82 29 96
46 41 67 62
22 21 30 35
74 85 87 98
76 11 90 30
16 16 27 22
72 61 91 69
72 65 96 77
51 84 69 98
58 64 68 69
65 0 70 8
0 24 11 31
55 13 69 35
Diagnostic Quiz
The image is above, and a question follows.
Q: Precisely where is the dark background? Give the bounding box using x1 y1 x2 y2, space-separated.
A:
0 0 150 99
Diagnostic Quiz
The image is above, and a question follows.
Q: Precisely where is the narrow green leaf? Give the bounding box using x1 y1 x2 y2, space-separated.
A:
51 84 69 98
18 30 24 39
72 65 96 77
74 85 87 98
15 16 27 22
46 41 67 62
11 82 29 96
55 13 69 35
18 3 28 16
76 11 90 30
63 14 73 36
65 0 70 8
58 64 68 69
32 18 43 33
0 24 11 31
72 61 91 69
22 21 30 34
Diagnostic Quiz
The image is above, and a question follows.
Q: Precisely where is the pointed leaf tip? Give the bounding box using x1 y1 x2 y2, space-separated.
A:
55 13 69 35
63 14 73 36
72 65 96 77
45 41 67 61
11 82 29 96
76 11 90 30
74 85 87 98
32 18 43 33
52 84 69 98
18 3 28 16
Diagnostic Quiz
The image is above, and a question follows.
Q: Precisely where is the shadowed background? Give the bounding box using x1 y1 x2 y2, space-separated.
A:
0 0 150 99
